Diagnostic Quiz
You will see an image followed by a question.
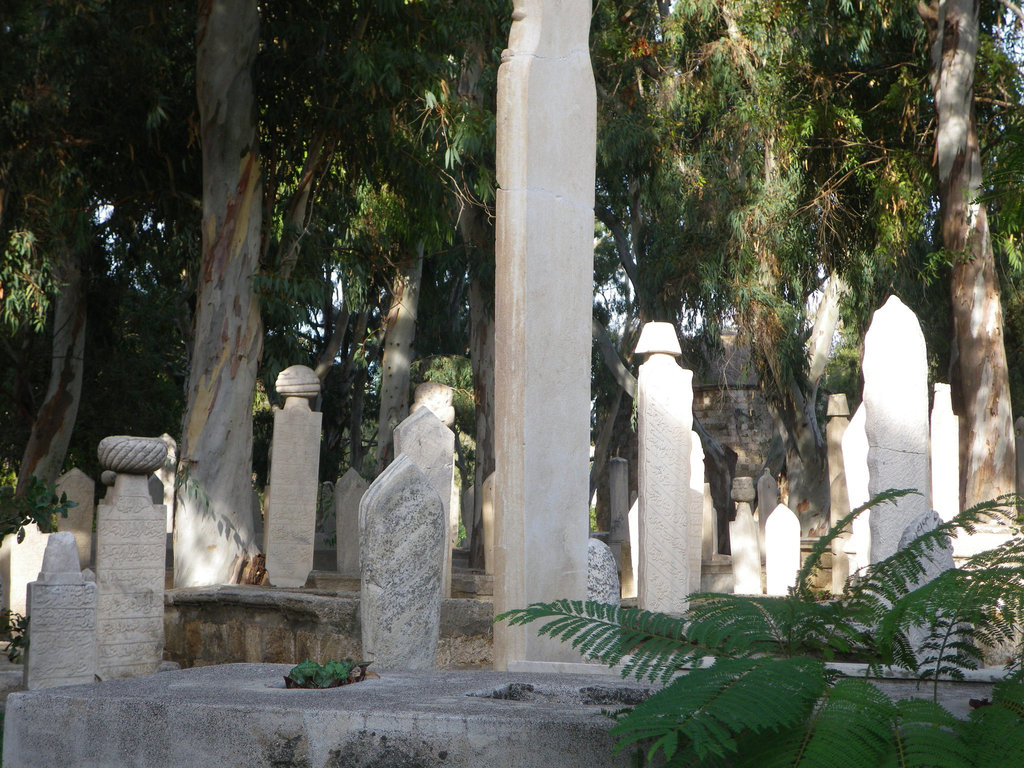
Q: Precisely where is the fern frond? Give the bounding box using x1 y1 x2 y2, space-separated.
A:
879 697 970 768
609 657 827 765
962 679 1024 767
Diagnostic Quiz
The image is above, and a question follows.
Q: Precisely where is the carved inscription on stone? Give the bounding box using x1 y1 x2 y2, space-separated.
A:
25 582 97 689
95 489 165 679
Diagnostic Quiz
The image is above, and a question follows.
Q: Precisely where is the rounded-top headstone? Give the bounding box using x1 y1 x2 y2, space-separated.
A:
635 322 682 357
731 476 756 503
275 365 320 400
411 382 456 427
97 436 168 475
586 538 620 605
37 532 84 585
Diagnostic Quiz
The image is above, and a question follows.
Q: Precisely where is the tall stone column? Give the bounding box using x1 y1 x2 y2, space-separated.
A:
94 435 167 680
864 296 931 563
264 366 322 588
826 394 851 593
930 383 960 522
635 322 694 614
492 0 595 669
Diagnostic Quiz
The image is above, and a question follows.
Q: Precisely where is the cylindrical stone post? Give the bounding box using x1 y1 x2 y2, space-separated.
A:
826 394 851 593
636 322 694 614
729 477 761 595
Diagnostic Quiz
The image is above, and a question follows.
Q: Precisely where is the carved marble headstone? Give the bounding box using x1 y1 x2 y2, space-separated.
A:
264 365 322 588
24 532 97 690
56 468 95 569
393 408 456 597
0 524 51 616
864 296 930 563
843 404 871 574
826 394 851 593
730 477 761 595
930 383 959 522
360 455 445 670
587 538 620 605
492 0 594 670
764 504 800 596
334 469 369 579
94 435 167 679
636 322 694 615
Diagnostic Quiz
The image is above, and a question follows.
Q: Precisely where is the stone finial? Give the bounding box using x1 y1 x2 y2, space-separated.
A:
275 365 320 405
731 476 756 503
635 322 681 358
37 532 84 585
97 436 168 475
100 470 116 487
826 393 850 418
411 382 456 427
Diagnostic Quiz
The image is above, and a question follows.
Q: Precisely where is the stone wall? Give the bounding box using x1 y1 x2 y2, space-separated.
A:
163 587 492 669
693 385 773 477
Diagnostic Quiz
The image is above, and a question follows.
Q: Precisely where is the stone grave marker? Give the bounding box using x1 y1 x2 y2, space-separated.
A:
930 383 959 522
360 455 445 670
24 532 97 690
729 477 761 595
689 430 705 595
481 472 496 575
625 499 639 600
864 296 930 563
334 468 369 579
587 538 620 605
826 394 851 593
843 404 870 573
56 468 95 569
764 504 800 596
393 407 456 597
756 471 780 561
264 365 322 588
157 434 177 533
0 523 51 617
636 322 695 615
607 457 631 595
94 435 167 679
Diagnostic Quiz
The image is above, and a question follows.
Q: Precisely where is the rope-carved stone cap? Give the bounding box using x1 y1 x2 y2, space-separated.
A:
275 365 320 400
97 436 168 475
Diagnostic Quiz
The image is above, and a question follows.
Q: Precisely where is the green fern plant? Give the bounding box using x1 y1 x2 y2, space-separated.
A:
498 490 1024 767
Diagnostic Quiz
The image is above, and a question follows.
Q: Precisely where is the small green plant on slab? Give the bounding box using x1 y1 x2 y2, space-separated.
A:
283 658 375 689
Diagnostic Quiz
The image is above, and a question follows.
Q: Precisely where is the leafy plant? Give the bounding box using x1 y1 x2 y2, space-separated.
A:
499 490 1024 766
283 658 375 689
0 610 28 664
0 476 75 540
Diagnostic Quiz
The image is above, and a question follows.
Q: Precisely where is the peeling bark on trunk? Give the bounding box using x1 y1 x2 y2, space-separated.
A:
16 249 87 491
174 0 263 587
375 246 423 475
921 0 1015 508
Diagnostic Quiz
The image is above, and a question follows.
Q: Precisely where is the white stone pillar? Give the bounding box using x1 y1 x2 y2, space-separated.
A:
843 404 871 573
158 434 177 533
689 430 705 595
334 468 369 579
636 322 694 615
0 525 51 616
393 408 456 597
729 477 761 595
826 394 851 593
24 532 97 690
492 0 595 670
764 504 800 596
94 435 167 680
56 468 95 570
930 383 960 522
264 365 322 588
864 296 931 563
481 472 496 576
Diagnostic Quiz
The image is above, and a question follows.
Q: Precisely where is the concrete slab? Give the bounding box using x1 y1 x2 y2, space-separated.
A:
3 664 644 768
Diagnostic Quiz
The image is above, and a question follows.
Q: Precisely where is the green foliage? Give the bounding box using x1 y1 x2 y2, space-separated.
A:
0 611 29 664
499 491 1024 766
283 658 372 689
0 476 74 540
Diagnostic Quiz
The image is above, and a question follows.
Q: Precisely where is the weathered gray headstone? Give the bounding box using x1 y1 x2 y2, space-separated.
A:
461 485 476 551
360 455 445 670
24 532 97 690
334 468 369 578
764 504 800 596
689 430 705 595
607 458 631 595
826 394 851 593
492 0 594 670
264 365 322 588
0 524 51 616
586 538 620 606
94 435 167 680
393 407 456 597
56 468 95 570
843 404 871 573
899 509 955 659
729 477 761 595
930 383 959 522
864 296 931 563
636 322 695 615
410 382 456 427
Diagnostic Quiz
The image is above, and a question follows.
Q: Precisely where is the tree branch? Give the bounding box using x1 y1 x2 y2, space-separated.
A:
592 315 637 398
998 0 1024 24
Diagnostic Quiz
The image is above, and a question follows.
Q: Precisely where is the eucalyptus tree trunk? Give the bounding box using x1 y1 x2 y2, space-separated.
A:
375 246 423 475
16 249 86 492
920 0 1015 508
174 0 262 587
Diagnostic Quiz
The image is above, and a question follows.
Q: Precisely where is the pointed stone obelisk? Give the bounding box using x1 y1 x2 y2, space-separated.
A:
492 0 595 670
765 504 800 596
863 296 931 563
636 322 695 614
264 365 322 588
930 383 959 522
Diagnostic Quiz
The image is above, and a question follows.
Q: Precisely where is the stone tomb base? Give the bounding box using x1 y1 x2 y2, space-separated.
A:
3 665 643 768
